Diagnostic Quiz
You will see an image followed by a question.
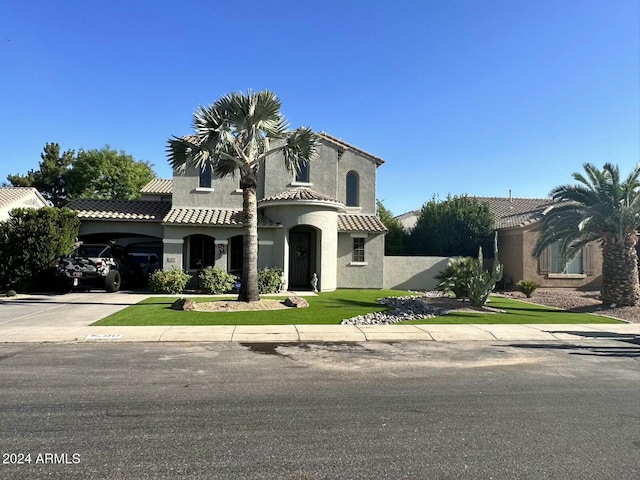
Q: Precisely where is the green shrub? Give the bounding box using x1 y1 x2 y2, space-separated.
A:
435 257 476 298
0 207 80 292
198 267 236 294
6 290 17 297
515 280 540 298
258 267 284 294
149 268 191 294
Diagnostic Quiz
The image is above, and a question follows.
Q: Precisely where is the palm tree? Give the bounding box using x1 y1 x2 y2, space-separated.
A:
534 163 640 306
167 90 318 302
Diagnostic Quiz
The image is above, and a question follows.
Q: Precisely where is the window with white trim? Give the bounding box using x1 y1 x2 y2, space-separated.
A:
295 161 310 183
352 237 365 263
199 164 212 188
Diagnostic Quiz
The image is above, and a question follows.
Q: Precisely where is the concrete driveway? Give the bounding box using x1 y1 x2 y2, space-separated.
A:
0 291 149 328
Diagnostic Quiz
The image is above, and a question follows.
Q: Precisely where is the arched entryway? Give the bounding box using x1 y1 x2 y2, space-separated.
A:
288 226 318 290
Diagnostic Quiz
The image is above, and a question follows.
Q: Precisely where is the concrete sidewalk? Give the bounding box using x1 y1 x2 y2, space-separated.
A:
0 291 638 344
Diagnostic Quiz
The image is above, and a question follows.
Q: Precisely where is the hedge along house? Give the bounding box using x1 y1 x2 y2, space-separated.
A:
66 133 387 292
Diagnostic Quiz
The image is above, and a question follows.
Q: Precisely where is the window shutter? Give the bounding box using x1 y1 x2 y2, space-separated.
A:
539 246 551 274
583 243 594 275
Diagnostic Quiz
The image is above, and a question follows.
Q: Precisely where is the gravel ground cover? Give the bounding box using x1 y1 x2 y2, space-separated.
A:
500 288 639 324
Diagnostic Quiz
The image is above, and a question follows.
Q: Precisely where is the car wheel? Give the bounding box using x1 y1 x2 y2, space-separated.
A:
105 270 121 292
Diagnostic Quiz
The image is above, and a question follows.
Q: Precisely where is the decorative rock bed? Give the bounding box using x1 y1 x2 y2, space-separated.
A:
341 295 450 325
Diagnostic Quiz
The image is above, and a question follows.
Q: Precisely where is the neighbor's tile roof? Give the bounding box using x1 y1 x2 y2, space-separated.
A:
317 132 384 166
67 199 172 221
259 187 343 205
0 187 47 208
163 208 280 227
476 197 556 229
338 214 387 233
140 178 173 195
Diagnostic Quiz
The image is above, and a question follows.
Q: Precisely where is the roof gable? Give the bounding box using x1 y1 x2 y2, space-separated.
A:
0 187 48 209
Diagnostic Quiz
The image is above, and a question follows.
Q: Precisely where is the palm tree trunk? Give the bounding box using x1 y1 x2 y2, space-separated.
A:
601 240 640 306
239 176 260 302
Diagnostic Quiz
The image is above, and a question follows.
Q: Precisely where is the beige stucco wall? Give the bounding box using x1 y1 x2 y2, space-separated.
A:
383 256 450 291
498 226 603 289
336 233 385 289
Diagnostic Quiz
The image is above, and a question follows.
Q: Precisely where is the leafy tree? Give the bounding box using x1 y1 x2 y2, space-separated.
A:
0 207 80 291
534 163 640 306
408 195 495 257
65 146 156 200
167 90 318 302
6 143 75 207
6 144 156 205
376 200 408 254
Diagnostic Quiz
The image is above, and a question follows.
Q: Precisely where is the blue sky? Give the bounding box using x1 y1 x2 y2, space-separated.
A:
1 0 638 216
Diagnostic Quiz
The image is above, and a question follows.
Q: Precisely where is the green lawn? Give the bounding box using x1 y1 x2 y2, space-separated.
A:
93 290 621 326
406 296 621 324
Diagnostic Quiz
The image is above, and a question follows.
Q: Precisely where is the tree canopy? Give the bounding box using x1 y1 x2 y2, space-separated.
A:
376 200 407 255
6 144 156 206
408 195 495 257
65 146 156 201
6 143 75 207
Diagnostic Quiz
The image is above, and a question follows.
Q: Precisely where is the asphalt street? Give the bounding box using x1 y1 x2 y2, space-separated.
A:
0 341 638 479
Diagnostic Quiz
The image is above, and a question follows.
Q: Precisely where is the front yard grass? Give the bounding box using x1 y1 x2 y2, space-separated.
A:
93 290 622 326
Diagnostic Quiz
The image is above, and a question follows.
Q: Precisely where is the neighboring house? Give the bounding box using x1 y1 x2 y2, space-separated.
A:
0 187 49 221
67 132 387 292
398 196 603 289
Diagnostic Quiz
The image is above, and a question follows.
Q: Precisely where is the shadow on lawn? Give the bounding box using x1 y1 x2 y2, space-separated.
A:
506 330 640 358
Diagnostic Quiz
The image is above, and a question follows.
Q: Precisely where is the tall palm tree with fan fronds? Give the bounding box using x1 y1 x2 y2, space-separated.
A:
534 163 640 306
167 90 318 302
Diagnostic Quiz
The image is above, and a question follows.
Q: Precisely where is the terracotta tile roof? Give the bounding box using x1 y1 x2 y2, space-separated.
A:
67 199 172 221
140 178 173 195
0 187 48 209
163 208 280 227
317 132 385 166
259 187 343 206
338 214 388 233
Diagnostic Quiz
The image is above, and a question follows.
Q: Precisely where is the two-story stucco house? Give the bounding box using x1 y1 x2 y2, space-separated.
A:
67 132 387 291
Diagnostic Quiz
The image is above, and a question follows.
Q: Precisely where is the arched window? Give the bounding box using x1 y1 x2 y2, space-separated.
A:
346 171 359 207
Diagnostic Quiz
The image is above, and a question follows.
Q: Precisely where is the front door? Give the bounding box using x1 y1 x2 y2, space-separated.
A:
289 232 310 289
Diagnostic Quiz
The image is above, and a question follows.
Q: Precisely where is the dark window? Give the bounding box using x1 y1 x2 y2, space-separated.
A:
346 171 359 207
295 161 309 183
352 237 365 263
189 234 215 269
199 164 212 188
229 235 243 272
